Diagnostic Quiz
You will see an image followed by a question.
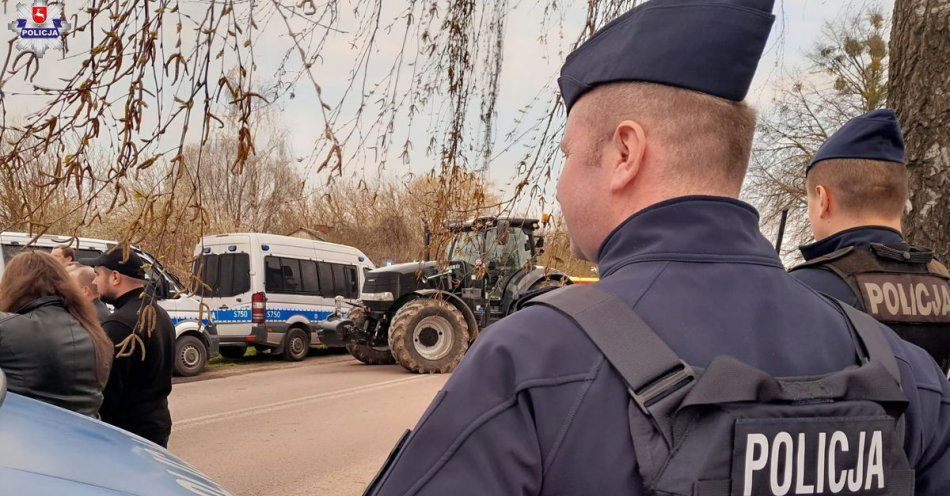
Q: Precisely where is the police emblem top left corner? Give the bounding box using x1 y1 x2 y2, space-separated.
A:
8 0 71 58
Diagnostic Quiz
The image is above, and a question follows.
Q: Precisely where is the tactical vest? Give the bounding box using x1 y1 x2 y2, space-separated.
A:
530 285 913 496
792 243 950 372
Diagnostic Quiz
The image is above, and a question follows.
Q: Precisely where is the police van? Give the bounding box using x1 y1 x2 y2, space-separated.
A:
0 232 220 377
193 233 375 361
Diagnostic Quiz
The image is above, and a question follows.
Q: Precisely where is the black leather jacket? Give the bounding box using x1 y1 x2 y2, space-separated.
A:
0 297 106 417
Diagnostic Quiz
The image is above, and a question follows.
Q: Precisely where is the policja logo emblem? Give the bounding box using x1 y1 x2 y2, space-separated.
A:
7 0 70 58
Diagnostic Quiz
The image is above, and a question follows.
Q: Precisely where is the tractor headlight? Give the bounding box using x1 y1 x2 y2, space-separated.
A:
361 292 395 302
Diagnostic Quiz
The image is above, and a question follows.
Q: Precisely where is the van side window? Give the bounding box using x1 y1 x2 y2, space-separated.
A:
195 253 250 297
301 260 319 294
317 262 335 298
281 258 302 293
219 253 236 294
346 266 358 297
331 264 347 298
265 257 284 292
265 256 319 295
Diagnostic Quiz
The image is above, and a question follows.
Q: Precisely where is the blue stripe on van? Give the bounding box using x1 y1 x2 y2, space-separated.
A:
169 317 212 326
211 308 336 324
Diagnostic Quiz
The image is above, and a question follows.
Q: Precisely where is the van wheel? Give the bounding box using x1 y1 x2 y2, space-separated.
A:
346 343 396 365
174 335 207 377
389 298 469 374
219 344 248 359
283 328 310 361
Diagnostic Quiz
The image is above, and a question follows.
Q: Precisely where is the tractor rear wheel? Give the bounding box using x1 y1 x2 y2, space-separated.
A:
389 298 469 374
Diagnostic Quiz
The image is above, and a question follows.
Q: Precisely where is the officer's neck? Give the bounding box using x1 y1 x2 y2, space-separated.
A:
815 216 903 242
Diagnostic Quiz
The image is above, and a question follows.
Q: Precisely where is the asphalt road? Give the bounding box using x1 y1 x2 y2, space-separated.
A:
167 353 449 496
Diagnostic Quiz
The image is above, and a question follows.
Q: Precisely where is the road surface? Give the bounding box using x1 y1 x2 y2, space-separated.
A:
168 353 449 496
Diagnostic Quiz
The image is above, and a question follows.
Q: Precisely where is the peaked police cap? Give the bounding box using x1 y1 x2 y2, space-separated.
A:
807 109 906 174
558 0 776 114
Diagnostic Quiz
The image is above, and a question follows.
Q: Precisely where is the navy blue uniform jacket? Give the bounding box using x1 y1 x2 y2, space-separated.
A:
791 226 906 310
373 197 950 495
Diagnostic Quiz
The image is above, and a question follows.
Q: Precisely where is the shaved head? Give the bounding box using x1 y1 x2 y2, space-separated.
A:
805 158 908 240
556 81 759 260
572 82 758 195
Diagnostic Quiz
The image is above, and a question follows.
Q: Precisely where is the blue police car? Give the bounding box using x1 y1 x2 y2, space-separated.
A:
0 370 231 495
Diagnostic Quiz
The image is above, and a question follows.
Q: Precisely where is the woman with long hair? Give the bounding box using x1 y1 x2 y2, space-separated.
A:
0 251 113 416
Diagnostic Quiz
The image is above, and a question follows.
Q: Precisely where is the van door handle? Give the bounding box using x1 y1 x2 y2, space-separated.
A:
219 305 229 310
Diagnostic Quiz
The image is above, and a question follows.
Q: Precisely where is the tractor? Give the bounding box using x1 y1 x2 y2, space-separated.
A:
318 216 570 373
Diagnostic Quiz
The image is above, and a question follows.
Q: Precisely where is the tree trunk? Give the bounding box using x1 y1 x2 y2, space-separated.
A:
888 0 950 262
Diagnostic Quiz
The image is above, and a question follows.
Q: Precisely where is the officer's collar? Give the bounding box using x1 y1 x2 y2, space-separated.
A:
799 226 904 262
113 287 146 309
596 195 783 277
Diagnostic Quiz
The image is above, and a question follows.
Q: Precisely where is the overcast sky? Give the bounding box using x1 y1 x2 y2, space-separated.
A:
270 0 894 195
3 0 892 200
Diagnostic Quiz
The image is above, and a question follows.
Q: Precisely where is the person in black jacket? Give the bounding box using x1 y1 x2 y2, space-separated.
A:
0 251 113 417
81 248 176 447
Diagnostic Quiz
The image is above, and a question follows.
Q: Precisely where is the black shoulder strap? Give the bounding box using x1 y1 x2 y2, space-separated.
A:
838 300 903 385
788 245 855 272
529 286 902 397
529 285 694 415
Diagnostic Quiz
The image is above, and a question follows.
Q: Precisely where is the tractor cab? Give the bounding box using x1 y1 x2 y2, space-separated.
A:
442 217 541 300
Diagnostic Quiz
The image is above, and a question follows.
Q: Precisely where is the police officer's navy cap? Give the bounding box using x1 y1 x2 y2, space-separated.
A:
558 0 776 114
78 247 146 280
807 109 906 173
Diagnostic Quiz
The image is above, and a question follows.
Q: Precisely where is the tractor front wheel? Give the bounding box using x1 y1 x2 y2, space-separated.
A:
388 298 469 374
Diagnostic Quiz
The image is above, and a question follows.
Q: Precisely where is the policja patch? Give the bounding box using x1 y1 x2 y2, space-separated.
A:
858 273 950 322
733 418 900 496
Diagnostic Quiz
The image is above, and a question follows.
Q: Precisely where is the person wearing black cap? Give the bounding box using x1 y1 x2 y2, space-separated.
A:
791 109 950 372
81 248 176 447
364 1 950 494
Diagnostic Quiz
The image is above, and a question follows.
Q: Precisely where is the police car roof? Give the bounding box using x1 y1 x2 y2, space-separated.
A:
0 231 117 247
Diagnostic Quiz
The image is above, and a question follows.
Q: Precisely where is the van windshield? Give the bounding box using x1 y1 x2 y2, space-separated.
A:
135 249 185 293
193 253 251 298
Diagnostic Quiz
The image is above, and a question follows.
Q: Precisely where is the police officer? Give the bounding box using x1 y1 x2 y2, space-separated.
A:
790 109 950 372
81 248 176 447
366 1 950 494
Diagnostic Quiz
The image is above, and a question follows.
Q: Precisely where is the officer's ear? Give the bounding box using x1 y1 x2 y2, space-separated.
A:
815 184 832 218
608 119 647 193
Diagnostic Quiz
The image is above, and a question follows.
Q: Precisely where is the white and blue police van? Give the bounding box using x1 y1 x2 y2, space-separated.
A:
193 233 375 361
0 232 220 377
